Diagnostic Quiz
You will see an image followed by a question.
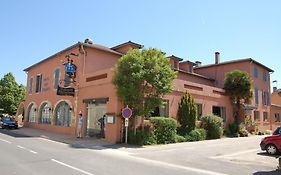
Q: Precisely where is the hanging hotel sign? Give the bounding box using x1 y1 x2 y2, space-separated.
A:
57 86 75 96
56 55 77 96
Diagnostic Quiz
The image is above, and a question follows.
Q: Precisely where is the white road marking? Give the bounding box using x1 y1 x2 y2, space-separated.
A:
17 145 25 149
51 159 95 175
0 138 12 144
29 150 38 154
17 145 38 154
210 149 259 159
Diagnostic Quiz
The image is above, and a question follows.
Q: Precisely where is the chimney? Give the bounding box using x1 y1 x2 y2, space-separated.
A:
84 38 93 44
195 61 202 67
215 52 220 64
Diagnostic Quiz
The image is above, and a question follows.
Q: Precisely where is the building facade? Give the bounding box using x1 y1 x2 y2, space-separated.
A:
21 39 273 143
270 89 281 130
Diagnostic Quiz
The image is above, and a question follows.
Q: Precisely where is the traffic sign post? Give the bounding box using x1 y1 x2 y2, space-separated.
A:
125 118 129 144
122 106 132 144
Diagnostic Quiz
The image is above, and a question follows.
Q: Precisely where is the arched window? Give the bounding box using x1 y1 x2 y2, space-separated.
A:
54 101 71 127
28 104 36 123
39 103 51 124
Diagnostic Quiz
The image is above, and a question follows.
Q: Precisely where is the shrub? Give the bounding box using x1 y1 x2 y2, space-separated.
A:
228 122 242 137
175 134 186 143
238 127 249 137
128 129 156 145
151 117 177 144
177 93 197 134
185 128 207 142
201 115 223 139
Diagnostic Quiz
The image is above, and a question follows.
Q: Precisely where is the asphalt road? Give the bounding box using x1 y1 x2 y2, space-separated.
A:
0 129 280 175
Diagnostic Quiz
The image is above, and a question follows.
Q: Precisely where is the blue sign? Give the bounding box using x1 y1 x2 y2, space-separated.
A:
122 107 132 118
64 59 77 77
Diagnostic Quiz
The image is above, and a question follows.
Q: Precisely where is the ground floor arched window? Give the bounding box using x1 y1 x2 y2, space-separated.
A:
54 101 71 127
27 104 36 123
39 102 51 124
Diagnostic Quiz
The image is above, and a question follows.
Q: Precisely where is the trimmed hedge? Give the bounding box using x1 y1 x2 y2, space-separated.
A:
201 115 223 139
128 129 156 145
151 117 177 144
185 128 207 142
175 134 186 143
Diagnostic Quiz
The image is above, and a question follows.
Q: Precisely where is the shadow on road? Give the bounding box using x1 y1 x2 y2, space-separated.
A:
0 128 31 138
0 128 142 151
257 152 280 158
253 170 281 175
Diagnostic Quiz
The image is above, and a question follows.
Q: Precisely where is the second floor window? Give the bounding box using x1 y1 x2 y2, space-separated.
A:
54 68 60 89
262 91 270 106
29 77 33 94
174 60 178 69
255 88 259 104
35 74 42 93
263 72 267 82
254 67 258 78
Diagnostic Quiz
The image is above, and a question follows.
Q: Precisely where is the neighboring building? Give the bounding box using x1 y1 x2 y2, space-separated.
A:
20 39 273 143
270 88 281 130
194 53 273 131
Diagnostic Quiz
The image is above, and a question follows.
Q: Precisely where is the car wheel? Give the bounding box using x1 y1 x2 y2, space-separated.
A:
266 144 278 155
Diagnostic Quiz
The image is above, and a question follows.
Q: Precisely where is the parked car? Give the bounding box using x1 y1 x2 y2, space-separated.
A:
260 127 281 155
0 117 18 129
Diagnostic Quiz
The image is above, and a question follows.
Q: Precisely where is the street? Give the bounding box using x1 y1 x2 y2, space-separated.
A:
0 129 280 175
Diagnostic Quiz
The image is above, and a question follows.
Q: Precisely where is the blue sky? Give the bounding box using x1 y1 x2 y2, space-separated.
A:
0 0 280 89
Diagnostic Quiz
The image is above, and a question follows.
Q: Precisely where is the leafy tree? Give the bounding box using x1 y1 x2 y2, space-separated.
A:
0 72 25 115
224 70 253 123
113 48 177 118
177 92 197 134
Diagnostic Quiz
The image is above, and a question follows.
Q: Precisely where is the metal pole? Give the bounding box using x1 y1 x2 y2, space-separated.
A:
125 118 129 144
125 125 128 144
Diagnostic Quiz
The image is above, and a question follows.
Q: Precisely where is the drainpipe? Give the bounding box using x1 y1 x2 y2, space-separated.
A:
81 44 86 75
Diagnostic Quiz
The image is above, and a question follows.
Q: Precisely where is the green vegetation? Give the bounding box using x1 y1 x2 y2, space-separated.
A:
224 70 253 123
201 115 224 139
150 117 177 144
177 92 197 134
185 128 207 142
0 72 25 115
112 48 177 118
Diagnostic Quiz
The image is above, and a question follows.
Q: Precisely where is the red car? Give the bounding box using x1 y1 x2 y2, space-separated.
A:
260 127 281 155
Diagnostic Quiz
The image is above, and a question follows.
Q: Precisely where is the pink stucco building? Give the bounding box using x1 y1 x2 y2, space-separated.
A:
20 39 273 143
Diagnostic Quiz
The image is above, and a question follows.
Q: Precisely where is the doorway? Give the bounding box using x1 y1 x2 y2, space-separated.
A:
87 103 107 137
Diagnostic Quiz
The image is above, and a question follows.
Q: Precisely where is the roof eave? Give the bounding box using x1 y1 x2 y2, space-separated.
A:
176 69 215 81
111 41 143 50
24 43 80 72
194 58 274 72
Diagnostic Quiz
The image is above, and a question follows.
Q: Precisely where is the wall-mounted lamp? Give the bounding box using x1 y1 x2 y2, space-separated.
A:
70 53 79 57
69 107 73 111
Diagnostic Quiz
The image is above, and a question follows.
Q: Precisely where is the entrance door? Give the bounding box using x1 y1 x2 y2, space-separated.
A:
87 103 107 137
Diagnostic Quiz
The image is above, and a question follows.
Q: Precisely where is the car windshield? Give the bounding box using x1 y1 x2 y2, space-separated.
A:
273 127 281 135
3 117 13 122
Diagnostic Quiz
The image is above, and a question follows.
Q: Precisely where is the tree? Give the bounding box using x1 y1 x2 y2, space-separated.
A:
0 72 26 115
177 92 197 133
224 70 253 123
113 48 177 118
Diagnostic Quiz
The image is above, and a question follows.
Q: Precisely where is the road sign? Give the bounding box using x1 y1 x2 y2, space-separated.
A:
125 118 129 127
122 107 132 118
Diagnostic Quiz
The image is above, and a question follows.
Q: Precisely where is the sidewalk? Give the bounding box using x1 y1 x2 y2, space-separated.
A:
9 127 115 149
